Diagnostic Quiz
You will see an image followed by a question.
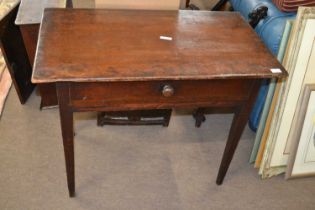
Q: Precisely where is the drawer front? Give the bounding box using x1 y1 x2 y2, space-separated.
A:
69 79 255 110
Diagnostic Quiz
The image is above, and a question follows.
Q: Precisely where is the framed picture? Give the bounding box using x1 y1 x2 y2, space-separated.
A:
259 8 315 179
250 20 293 165
286 84 315 179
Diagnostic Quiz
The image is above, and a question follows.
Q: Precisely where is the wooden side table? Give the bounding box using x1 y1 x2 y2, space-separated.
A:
32 9 287 197
15 0 67 108
15 0 173 126
0 2 35 104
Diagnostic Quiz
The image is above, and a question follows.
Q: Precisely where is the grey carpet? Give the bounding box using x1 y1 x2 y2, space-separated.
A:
1 88 315 210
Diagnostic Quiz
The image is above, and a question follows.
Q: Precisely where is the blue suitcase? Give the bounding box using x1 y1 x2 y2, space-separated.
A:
229 0 295 131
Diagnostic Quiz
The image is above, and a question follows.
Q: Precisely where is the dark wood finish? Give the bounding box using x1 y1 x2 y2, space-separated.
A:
67 0 172 126
187 0 229 11
33 9 287 197
216 79 261 184
193 107 237 127
69 80 252 110
56 82 75 197
38 83 58 109
19 24 39 65
0 4 35 104
17 0 73 108
196 5 269 127
66 0 73 8
97 109 172 126
212 0 229 11
17 3 172 122
19 24 58 108
186 0 190 7
57 78 261 196
193 108 206 127
33 10 286 83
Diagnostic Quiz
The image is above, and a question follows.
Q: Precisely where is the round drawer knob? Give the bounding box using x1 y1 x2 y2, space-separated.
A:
162 85 174 97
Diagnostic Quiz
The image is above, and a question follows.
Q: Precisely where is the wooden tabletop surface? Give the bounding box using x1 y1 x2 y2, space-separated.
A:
32 9 287 83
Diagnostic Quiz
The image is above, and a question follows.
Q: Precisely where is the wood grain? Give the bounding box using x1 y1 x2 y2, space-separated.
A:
20 24 39 66
33 9 287 83
69 79 252 110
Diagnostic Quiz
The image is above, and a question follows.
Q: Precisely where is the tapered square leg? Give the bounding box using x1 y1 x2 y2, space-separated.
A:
57 83 75 197
216 79 261 185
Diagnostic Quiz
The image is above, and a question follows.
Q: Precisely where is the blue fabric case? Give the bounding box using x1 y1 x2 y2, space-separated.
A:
229 0 295 131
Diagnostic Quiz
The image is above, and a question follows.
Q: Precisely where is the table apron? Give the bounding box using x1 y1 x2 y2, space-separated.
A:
65 79 257 111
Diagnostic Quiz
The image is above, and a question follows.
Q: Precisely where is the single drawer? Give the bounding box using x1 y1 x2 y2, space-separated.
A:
69 79 255 110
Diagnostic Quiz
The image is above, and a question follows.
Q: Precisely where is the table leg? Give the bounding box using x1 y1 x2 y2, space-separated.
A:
211 0 229 11
185 0 190 8
216 80 261 185
193 108 206 127
56 83 75 197
66 0 73 8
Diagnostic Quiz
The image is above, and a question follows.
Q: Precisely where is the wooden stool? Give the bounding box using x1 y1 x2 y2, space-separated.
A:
97 109 172 127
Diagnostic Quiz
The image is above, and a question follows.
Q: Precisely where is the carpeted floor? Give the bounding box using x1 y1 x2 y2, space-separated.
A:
1 88 315 210
0 53 12 118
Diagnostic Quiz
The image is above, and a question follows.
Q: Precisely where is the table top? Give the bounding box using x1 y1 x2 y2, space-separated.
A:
15 0 66 25
32 9 287 83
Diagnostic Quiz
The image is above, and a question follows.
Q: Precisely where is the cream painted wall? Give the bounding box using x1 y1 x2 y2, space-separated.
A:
73 0 216 10
95 0 182 10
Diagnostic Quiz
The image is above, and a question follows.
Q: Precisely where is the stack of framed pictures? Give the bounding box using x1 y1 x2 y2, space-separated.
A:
286 84 315 179
249 7 315 179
